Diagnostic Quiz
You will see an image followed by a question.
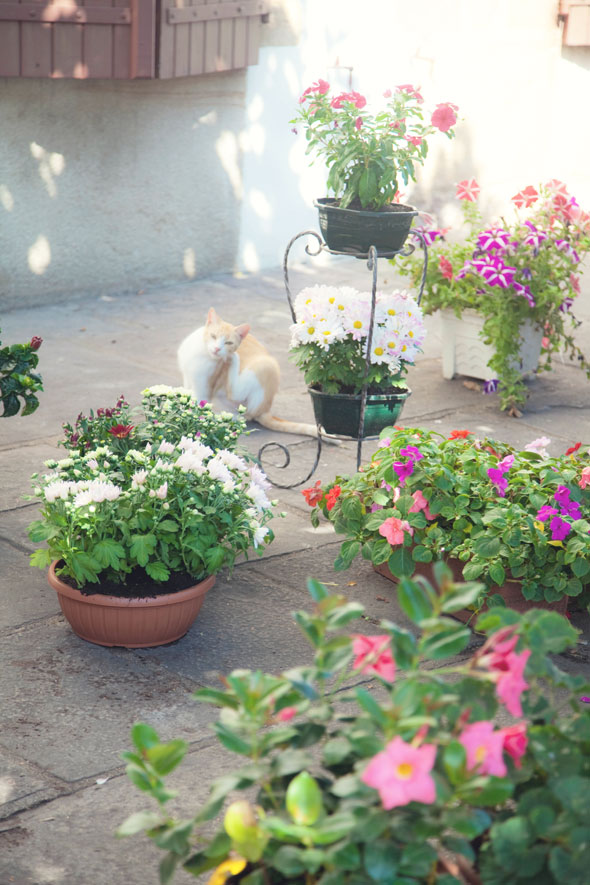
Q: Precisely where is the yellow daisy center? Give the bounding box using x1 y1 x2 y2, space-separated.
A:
374 346 384 356
408 330 414 338
328 297 335 303
307 326 315 335
388 309 396 315
353 320 363 329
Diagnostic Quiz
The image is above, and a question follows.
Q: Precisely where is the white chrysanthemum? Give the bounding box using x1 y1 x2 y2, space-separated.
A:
44 480 73 502
155 482 168 499
246 482 271 512
207 456 234 487
216 449 248 472
131 470 148 488
175 451 206 474
252 525 270 548
86 458 99 470
73 489 93 508
178 437 214 459
89 480 122 503
158 440 175 455
248 464 271 490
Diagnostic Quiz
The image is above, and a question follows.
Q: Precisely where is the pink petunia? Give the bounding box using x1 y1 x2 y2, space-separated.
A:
409 489 434 520
456 179 480 202
511 186 538 209
379 516 413 546
361 736 437 809
395 84 424 103
499 723 528 768
459 721 507 777
352 635 396 682
431 103 457 132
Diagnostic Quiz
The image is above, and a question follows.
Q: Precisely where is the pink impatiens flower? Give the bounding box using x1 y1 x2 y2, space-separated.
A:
352 635 396 682
579 466 590 490
439 256 453 280
379 517 413 546
499 723 528 768
409 489 434 520
361 736 437 809
459 721 507 777
456 179 480 202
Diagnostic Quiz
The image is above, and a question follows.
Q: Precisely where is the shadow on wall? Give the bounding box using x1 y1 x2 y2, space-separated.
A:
562 46 590 70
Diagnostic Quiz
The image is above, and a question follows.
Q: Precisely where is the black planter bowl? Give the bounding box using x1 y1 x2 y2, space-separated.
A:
309 386 411 438
314 198 418 255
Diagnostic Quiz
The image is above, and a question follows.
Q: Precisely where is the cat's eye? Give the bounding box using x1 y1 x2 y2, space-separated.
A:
211 333 217 340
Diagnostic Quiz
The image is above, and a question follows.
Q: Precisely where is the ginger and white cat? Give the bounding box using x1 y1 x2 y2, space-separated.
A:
178 307 333 440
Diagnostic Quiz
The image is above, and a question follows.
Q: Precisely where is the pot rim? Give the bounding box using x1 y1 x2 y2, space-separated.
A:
308 385 411 403
48 560 215 607
314 197 418 217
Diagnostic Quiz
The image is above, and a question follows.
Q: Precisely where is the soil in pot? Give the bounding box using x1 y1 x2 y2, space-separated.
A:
58 565 203 598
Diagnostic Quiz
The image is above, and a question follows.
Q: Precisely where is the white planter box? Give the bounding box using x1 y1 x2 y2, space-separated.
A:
440 308 543 381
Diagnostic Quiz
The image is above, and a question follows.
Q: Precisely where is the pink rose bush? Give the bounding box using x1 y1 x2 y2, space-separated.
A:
120 573 590 884
292 80 458 210
397 179 590 412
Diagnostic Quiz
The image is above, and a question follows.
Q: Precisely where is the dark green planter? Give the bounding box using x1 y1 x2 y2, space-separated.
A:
309 386 411 438
314 198 418 255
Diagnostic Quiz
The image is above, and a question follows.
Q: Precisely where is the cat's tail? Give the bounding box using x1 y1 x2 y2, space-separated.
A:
255 413 341 446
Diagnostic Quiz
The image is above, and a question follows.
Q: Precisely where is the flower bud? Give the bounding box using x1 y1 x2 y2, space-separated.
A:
285 771 323 825
29 336 43 350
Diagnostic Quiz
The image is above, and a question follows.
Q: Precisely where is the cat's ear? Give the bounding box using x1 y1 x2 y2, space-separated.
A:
207 307 218 326
235 323 250 340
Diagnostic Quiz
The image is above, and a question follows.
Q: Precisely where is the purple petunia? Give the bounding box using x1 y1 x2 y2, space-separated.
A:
481 258 517 289
513 282 536 307
555 240 580 263
549 515 572 542
483 379 499 394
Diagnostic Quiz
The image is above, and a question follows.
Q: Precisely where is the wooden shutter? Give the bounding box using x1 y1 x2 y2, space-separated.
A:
158 0 269 79
0 0 156 78
559 1 590 46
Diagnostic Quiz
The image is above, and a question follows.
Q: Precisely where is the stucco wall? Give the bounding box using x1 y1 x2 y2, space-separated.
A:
1 72 247 308
2 0 590 306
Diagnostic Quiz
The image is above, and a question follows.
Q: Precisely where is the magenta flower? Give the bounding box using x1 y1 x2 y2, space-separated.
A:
549 516 572 542
536 505 558 521
456 179 480 201
560 499 581 520
477 227 510 252
498 455 514 472
459 721 507 777
483 379 499 394
554 485 572 507
355 116 363 130
400 445 423 461
555 240 580 263
379 516 413 546
481 258 517 289
487 469 508 497
352 635 396 682
513 282 535 307
361 736 437 809
523 222 548 249
395 84 424 103
393 460 414 485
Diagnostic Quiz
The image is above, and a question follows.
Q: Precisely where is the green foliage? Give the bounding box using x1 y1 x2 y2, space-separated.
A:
291 82 457 210
0 328 43 417
28 386 276 589
395 183 590 411
308 426 590 605
119 576 590 884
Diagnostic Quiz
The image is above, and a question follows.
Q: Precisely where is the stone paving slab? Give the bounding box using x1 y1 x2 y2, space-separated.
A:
0 622 217 783
0 540 59 630
0 750 67 822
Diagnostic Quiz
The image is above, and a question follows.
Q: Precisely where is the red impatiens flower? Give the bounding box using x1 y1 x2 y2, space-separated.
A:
107 423 134 438
29 336 43 350
301 480 323 507
565 442 581 456
324 485 342 511
448 429 472 440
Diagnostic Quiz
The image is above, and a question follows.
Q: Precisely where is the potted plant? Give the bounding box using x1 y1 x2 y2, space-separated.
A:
396 179 590 415
117 574 590 884
27 386 276 647
291 81 458 254
289 285 426 437
303 426 590 614
1 329 43 417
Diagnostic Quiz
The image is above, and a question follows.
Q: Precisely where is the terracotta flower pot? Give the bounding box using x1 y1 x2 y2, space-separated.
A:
374 557 568 619
48 561 215 648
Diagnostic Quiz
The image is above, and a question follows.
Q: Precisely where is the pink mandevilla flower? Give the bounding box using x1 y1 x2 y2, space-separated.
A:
379 516 413 546
277 706 297 722
493 649 531 717
459 721 507 777
361 736 437 809
352 635 396 682
499 723 528 768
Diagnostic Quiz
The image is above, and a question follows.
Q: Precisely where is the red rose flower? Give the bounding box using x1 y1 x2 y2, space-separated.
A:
108 423 134 438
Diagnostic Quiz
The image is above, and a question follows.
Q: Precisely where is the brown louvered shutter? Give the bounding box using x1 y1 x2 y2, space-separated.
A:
0 1 156 78
559 1 590 45
158 0 269 78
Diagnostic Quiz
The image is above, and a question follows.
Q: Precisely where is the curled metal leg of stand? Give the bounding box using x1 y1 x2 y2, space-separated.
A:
283 230 324 322
257 434 323 489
